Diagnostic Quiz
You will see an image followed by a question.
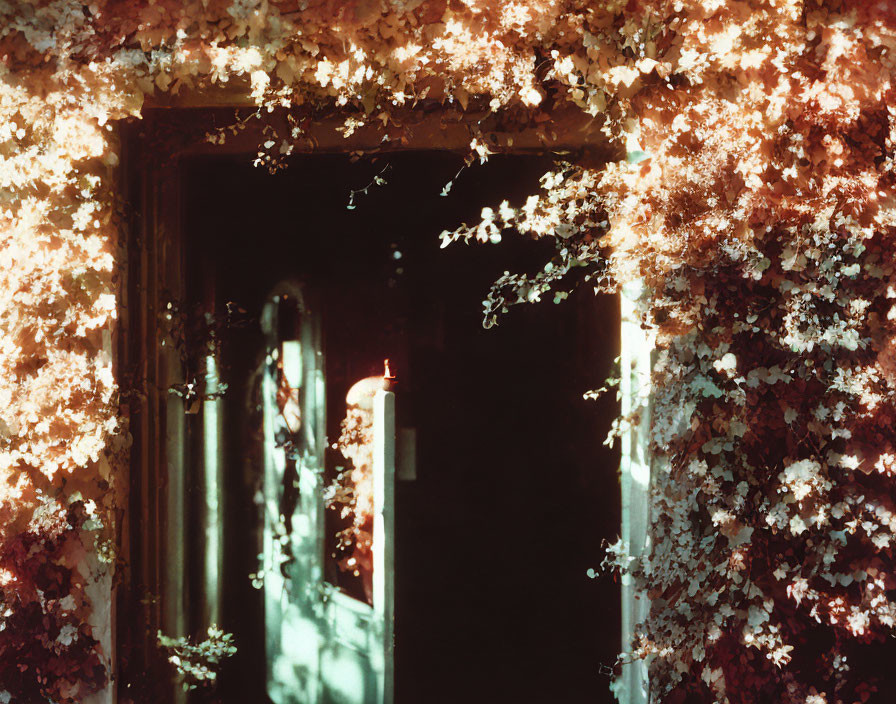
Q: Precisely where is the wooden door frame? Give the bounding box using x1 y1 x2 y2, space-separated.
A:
116 102 649 703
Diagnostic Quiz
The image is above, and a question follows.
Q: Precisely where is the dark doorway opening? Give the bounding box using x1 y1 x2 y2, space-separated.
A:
181 151 621 704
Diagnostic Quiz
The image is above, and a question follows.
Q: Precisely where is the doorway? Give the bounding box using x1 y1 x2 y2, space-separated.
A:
143 150 621 703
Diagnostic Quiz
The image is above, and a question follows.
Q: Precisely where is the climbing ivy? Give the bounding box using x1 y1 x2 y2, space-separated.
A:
0 1 895 702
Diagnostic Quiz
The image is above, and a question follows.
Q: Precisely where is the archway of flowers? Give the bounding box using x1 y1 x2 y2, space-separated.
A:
1 2 895 702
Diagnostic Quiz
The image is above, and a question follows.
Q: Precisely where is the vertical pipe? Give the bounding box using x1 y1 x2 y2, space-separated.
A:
161 163 187 639
203 350 224 627
149 163 164 636
133 156 153 673
373 390 395 704
159 163 188 704
618 282 653 704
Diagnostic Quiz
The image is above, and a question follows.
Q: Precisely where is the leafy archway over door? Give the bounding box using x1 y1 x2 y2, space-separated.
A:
1 2 895 703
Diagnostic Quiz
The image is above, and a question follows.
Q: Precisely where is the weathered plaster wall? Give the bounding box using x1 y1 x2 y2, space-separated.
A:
0 1 895 702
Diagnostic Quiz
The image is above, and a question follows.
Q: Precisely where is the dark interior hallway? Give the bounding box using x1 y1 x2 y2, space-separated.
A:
181 152 621 704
